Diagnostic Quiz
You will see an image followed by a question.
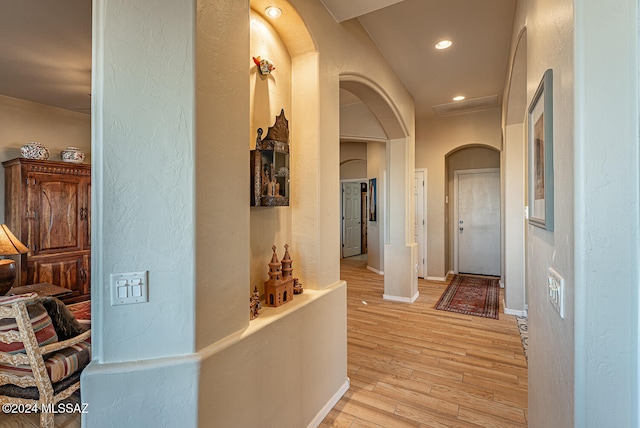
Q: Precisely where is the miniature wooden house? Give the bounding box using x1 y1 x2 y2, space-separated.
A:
264 244 294 307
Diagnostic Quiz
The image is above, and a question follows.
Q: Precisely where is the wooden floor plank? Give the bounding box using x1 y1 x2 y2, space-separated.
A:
322 256 528 427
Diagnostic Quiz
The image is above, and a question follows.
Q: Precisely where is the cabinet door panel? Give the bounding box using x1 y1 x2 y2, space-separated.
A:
26 254 88 298
28 175 82 254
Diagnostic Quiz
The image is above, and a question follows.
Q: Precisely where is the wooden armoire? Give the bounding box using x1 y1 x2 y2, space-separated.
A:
3 158 91 302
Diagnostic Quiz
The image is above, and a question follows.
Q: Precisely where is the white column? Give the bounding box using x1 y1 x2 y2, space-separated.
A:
383 137 418 302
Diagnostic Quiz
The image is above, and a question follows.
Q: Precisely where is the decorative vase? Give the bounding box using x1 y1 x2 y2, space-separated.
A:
60 147 85 164
20 142 49 160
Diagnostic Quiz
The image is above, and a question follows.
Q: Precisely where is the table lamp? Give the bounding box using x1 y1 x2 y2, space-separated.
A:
0 224 29 295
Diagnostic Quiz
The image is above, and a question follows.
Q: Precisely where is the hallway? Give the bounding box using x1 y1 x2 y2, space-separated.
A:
321 258 528 427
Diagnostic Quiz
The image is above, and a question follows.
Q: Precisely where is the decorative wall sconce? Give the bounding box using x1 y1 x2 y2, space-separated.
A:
253 56 276 75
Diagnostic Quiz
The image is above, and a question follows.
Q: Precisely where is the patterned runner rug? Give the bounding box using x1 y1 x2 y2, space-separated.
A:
434 274 500 319
516 316 529 362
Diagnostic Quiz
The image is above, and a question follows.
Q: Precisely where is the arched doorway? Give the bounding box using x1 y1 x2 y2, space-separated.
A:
340 74 418 302
445 145 501 276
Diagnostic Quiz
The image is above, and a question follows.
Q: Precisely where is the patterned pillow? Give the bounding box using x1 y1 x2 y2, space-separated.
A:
0 302 59 354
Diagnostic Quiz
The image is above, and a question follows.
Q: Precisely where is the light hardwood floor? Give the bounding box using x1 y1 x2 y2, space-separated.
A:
320 257 528 428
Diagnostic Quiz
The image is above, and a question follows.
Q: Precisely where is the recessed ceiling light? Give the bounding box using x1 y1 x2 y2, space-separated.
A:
453 95 465 101
435 40 453 50
265 6 282 18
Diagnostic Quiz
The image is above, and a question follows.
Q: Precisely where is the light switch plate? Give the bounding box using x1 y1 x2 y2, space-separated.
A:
111 271 148 306
547 267 564 318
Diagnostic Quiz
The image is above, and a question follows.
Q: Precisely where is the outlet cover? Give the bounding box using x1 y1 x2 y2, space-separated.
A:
547 267 564 318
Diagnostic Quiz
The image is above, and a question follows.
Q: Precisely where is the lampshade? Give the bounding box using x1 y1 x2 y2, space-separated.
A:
0 225 28 295
0 224 29 255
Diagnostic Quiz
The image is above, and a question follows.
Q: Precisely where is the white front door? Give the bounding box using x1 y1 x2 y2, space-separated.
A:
414 170 426 278
342 182 362 257
456 169 500 276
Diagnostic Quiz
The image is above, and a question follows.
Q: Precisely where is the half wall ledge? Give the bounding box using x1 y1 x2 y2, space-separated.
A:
197 280 348 427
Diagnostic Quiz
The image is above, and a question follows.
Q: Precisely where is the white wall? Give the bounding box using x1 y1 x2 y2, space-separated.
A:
384 136 418 301
84 0 198 425
501 26 527 316
340 141 367 180
513 0 575 426
503 123 526 313
573 0 639 425
367 142 385 273
199 284 346 427
340 101 386 140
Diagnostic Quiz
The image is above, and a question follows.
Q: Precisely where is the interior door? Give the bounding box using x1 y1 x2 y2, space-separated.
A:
457 169 500 276
414 170 426 278
342 182 362 257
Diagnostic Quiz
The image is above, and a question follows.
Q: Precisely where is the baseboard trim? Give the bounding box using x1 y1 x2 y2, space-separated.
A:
383 291 419 303
427 270 454 282
367 266 384 275
306 378 350 428
503 299 528 317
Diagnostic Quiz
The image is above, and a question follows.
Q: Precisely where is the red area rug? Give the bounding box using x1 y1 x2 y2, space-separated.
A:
434 275 500 319
67 300 91 326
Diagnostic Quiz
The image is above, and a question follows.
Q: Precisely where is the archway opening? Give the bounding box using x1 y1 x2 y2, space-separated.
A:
502 28 528 315
445 145 501 275
339 74 417 302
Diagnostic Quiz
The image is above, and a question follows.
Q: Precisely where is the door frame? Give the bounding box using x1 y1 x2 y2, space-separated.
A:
340 178 367 257
414 168 427 278
453 168 500 274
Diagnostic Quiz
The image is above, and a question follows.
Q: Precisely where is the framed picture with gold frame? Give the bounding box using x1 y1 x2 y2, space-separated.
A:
528 69 554 231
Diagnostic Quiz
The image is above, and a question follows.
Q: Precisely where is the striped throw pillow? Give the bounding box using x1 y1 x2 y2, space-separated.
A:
0 302 59 354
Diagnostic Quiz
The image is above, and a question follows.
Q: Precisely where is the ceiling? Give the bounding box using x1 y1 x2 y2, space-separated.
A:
0 1 92 114
329 0 516 119
0 0 515 120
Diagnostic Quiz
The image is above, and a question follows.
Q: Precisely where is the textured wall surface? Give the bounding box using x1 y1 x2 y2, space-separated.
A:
519 0 576 426
95 0 196 362
572 0 639 426
249 10 293 299
84 0 198 425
